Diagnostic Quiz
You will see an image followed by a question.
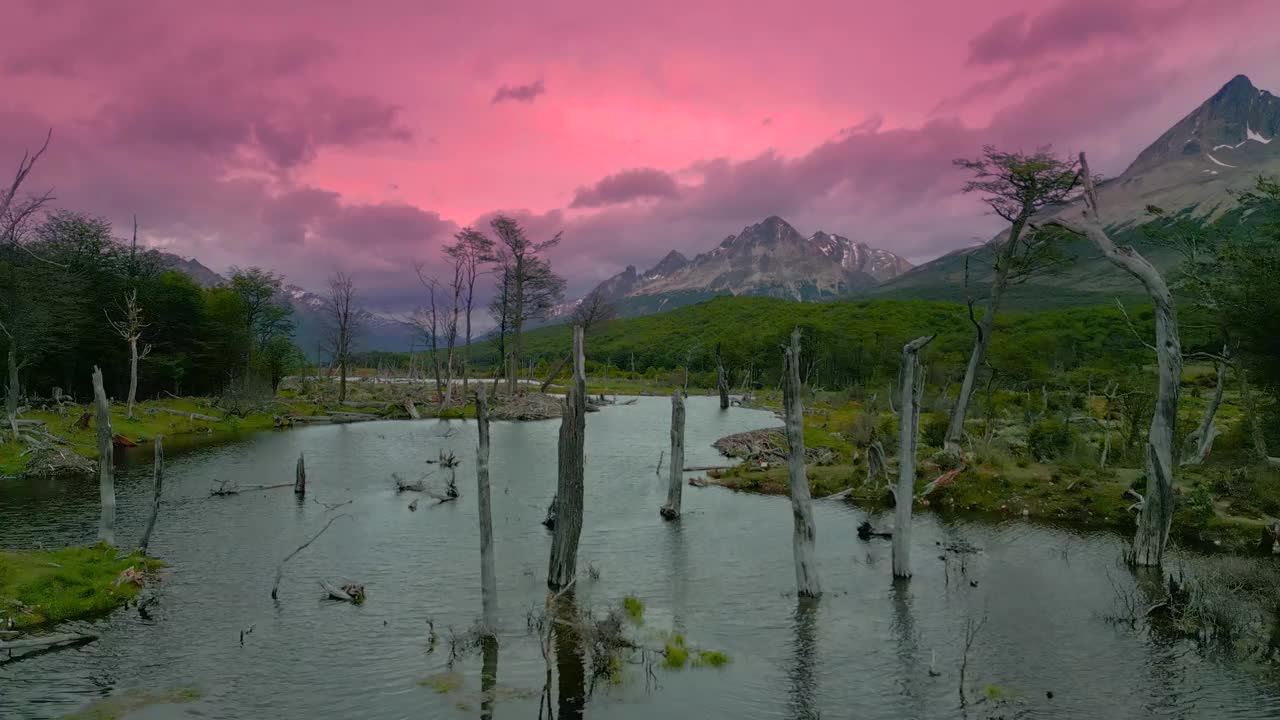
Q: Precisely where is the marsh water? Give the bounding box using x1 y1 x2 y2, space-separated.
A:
3 396 1280 719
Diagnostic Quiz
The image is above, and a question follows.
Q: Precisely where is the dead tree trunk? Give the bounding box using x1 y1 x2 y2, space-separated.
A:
92 366 116 547
1046 152 1181 567
138 435 164 554
5 343 18 441
547 325 586 590
1239 365 1270 460
782 328 821 597
864 440 887 487
660 389 685 520
1182 354 1226 466
716 344 729 410
476 390 498 635
540 353 570 393
127 336 139 419
893 335 934 579
295 453 306 496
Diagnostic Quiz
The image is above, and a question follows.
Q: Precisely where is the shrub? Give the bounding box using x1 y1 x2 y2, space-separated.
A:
921 413 948 448
1027 418 1071 461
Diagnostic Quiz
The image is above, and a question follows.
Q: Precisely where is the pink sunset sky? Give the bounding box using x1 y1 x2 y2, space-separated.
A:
3 0 1279 308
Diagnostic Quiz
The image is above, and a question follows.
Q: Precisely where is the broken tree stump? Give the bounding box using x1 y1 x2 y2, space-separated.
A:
660 389 685 520
295 453 306 496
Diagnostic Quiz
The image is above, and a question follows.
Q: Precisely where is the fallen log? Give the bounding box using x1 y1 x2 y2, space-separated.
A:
918 466 964 499
13 419 46 427
111 434 137 448
684 464 732 472
149 407 222 422
320 580 365 603
857 521 892 540
0 633 98 652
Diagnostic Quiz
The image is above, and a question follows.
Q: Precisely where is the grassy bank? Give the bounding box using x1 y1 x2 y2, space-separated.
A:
0 544 159 628
705 386 1277 552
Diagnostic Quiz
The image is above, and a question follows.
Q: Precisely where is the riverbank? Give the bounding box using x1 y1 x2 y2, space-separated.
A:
703 392 1279 553
0 545 158 629
0 382 604 477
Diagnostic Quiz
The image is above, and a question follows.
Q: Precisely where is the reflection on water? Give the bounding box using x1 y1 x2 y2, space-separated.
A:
1 396 1280 719
786 597 820 720
481 636 498 720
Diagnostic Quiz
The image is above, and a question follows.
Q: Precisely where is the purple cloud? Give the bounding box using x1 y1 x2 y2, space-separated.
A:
569 168 681 208
491 79 546 104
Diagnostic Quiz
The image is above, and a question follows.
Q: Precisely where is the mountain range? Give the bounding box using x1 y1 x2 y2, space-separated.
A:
576 217 913 317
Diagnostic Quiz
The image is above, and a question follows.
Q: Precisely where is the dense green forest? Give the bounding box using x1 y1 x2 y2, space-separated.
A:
0 211 303 403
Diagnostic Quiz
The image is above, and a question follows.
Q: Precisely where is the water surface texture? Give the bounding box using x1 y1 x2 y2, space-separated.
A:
2 397 1279 719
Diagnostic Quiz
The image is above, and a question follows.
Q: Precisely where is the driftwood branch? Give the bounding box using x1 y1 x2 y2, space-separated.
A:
0 633 97 653
271 514 350 600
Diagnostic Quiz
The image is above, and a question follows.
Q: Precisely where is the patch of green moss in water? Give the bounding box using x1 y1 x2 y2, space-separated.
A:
61 686 203 719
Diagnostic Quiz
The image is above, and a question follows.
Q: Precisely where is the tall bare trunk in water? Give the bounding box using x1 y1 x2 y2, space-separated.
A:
893 335 934 578
476 390 498 634
92 366 116 546
547 325 586 589
716 343 730 410
660 389 685 520
1047 152 1180 567
782 328 821 597
138 436 164 554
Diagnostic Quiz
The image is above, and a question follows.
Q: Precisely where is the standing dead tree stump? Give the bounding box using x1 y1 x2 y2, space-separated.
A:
476 390 498 635
893 335 935 579
547 325 586 590
138 435 164 554
716 343 730 410
660 389 686 520
782 328 821 597
295 453 306 496
92 366 116 546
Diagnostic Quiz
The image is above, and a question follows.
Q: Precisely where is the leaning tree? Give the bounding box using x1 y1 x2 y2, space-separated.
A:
945 146 1081 457
1044 152 1181 567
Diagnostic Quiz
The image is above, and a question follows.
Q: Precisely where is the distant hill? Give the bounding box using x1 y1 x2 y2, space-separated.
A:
876 74 1280 305
155 252 419 355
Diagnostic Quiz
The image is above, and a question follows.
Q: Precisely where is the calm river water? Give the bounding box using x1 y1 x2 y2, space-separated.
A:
2 396 1279 719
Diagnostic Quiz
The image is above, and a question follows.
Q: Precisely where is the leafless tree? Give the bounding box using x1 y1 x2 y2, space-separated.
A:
485 216 565 395
1 130 54 439
106 289 152 419
322 271 361 403
1044 152 1181 567
945 146 1081 457
411 267 445 400
447 229 495 395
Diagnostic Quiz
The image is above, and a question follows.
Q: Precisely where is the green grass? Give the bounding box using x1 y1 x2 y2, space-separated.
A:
693 650 730 667
62 686 203 720
418 671 464 694
0 544 161 628
662 635 688 669
622 595 645 622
